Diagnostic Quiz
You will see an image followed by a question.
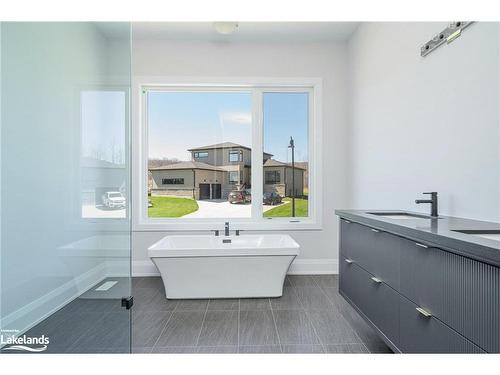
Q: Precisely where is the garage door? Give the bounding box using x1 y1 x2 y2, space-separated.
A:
199 184 210 200
211 184 221 199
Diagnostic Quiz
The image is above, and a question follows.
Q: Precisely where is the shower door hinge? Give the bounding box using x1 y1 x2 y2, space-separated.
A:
121 296 134 310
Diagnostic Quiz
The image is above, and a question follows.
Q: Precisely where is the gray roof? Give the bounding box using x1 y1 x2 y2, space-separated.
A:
188 142 273 156
149 161 225 172
263 159 307 170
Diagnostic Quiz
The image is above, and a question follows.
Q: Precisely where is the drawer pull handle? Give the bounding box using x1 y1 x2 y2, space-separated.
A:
371 229 380 233
370 276 382 283
344 220 351 224
416 243 429 248
416 307 432 317
345 259 354 264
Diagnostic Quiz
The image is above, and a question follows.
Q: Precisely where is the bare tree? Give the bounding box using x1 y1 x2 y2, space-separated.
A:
148 157 180 169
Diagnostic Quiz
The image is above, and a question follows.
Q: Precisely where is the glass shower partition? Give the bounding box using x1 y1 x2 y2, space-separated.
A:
0 22 132 353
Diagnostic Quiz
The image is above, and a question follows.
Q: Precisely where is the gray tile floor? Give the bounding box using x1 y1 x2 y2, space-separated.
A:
132 275 392 354
5 275 392 354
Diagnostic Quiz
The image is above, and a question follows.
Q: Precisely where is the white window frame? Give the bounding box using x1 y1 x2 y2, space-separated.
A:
132 77 322 231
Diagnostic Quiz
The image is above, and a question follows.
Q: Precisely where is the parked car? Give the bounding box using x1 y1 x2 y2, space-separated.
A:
243 189 251 203
102 191 126 209
228 190 251 204
263 192 282 205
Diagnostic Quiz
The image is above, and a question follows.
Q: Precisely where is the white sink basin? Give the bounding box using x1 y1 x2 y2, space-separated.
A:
472 234 500 241
378 214 430 220
367 212 433 220
452 230 500 242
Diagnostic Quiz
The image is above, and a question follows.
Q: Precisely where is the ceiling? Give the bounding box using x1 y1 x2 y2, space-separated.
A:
131 22 360 42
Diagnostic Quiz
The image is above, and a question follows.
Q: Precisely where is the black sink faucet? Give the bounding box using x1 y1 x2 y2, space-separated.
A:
225 221 230 236
415 192 438 217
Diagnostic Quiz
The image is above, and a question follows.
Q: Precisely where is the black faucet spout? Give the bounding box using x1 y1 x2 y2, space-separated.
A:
415 192 438 217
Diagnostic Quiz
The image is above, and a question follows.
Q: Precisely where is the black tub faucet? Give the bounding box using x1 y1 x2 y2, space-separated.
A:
415 192 438 217
225 221 230 236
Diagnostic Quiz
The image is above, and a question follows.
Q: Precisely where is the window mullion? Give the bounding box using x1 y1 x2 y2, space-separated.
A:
251 89 263 220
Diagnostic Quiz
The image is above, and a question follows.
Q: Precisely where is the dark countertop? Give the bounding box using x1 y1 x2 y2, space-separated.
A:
335 209 500 268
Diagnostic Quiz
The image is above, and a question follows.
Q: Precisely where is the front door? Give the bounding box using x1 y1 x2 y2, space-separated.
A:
211 184 222 199
199 183 211 200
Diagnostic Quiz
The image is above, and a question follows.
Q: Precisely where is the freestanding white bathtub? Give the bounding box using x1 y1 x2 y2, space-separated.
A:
148 234 300 299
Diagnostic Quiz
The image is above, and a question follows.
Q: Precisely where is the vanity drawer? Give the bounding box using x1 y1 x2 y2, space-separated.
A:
340 219 400 289
401 238 500 352
340 256 400 347
400 238 445 316
339 255 369 310
399 296 484 353
340 219 367 260
368 229 401 289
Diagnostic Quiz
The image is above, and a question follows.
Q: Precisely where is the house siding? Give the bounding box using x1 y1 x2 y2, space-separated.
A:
263 166 304 197
151 168 225 199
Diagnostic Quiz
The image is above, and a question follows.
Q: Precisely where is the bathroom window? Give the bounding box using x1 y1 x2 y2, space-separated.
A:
137 80 321 230
146 90 252 219
263 92 309 218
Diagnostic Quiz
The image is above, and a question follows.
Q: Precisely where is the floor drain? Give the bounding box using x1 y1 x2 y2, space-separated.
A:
95 280 118 291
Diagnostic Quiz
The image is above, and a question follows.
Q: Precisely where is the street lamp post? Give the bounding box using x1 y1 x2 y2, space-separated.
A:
288 136 296 217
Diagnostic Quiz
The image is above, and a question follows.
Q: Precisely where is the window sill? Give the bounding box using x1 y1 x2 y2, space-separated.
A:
132 218 322 232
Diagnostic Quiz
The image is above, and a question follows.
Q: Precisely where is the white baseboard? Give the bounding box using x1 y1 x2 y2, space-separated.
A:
0 263 107 337
132 258 338 277
287 258 338 275
132 260 159 276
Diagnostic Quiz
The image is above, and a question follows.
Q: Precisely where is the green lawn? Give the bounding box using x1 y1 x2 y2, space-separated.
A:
263 198 308 218
148 196 199 218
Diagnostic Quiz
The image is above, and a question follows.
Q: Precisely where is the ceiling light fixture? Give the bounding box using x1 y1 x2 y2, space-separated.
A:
213 22 239 35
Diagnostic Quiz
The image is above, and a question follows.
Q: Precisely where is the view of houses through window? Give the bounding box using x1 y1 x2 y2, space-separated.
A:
146 88 310 219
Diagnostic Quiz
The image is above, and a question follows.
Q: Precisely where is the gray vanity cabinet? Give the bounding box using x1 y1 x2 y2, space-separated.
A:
339 218 496 353
439 251 500 353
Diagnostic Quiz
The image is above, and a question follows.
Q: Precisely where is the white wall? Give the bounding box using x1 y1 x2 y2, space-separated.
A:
347 22 500 221
131 38 350 274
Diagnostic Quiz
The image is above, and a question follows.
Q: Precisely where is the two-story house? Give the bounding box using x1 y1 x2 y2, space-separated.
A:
149 142 305 200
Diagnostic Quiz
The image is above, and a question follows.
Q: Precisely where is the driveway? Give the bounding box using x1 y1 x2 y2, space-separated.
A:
182 199 287 218
82 203 126 219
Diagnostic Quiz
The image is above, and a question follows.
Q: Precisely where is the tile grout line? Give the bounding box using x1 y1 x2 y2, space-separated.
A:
195 301 210 347
313 275 370 352
150 310 174 351
66 310 112 352
269 303 283 353
237 299 241 353
301 276 327 353
279 276 310 352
